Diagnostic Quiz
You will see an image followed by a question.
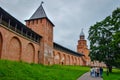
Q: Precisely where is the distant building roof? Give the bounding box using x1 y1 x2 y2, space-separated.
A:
26 3 54 26
54 42 84 57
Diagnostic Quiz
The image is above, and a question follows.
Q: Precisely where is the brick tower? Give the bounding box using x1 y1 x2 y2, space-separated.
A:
25 2 54 64
77 29 90 66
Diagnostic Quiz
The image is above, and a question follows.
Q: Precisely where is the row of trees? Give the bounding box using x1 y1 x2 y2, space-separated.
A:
88 8 120 72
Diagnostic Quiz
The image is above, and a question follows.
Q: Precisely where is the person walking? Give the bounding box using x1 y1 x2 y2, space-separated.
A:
90 67 93 76
92 66 96 77
90 66 95 77
96 67 100 77
95 66 97 77
100 67 103 77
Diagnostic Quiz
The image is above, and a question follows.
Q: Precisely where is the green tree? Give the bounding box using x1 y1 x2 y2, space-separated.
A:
111 31 120 68
88 8 120 72
110 8 120 68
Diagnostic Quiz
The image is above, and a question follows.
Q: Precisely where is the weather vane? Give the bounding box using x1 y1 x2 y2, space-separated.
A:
41 1 44 5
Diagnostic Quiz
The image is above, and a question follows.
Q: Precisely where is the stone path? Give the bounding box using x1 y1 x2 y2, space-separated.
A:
77 72 103 80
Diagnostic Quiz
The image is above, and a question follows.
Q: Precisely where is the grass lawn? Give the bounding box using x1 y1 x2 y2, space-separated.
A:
0 60 89 80
103 68 120 80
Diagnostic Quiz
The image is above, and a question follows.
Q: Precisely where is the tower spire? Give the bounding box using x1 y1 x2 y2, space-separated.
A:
80 28 85 36
40 1 44 5
80 28 85 40
29 1 47 20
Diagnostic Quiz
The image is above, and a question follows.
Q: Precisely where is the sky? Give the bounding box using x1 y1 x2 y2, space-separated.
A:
0 0 120 51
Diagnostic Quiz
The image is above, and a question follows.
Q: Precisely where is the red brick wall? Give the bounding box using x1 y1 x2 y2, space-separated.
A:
26 18 54 64
0 24 40 63
53 49 81 65
0 18 84 66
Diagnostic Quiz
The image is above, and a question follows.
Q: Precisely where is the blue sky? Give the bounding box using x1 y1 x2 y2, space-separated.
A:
0 0 120 51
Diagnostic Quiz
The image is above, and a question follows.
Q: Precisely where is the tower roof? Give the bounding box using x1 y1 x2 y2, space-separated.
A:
26 2 54 26
30 3 47 20
80 28 85 36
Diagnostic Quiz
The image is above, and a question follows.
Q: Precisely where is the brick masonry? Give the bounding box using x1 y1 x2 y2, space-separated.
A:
0 5 92 66
0 25 40 63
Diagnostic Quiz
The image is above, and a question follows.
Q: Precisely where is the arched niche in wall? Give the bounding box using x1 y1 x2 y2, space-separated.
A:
62 54 66 65
23 43 35 63
8 37 21 61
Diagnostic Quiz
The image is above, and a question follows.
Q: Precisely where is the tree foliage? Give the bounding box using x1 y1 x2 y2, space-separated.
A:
88 8 120 68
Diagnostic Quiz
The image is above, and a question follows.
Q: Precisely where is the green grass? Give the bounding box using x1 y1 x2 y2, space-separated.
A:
103 68 120 80
0 60 89 80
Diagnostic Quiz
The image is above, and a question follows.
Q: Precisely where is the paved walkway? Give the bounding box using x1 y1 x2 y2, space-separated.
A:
77 72 103 80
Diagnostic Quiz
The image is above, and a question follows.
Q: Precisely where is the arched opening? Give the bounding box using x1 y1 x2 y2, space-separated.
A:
60 54 65 65
53 51 55 64
73 57 75 65
63 54 66 65
78 57 80 65
23 43 35 63
74 57 77 65
65 55 70 65
72 56 74 65
76 57 78 65
69 56 72 65
68 55 70 65
77 58 79 65
58 52 61 64
0 33 3 58
8 37 21 61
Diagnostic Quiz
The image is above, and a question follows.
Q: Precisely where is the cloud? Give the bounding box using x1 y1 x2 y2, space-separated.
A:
0 0 120 51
